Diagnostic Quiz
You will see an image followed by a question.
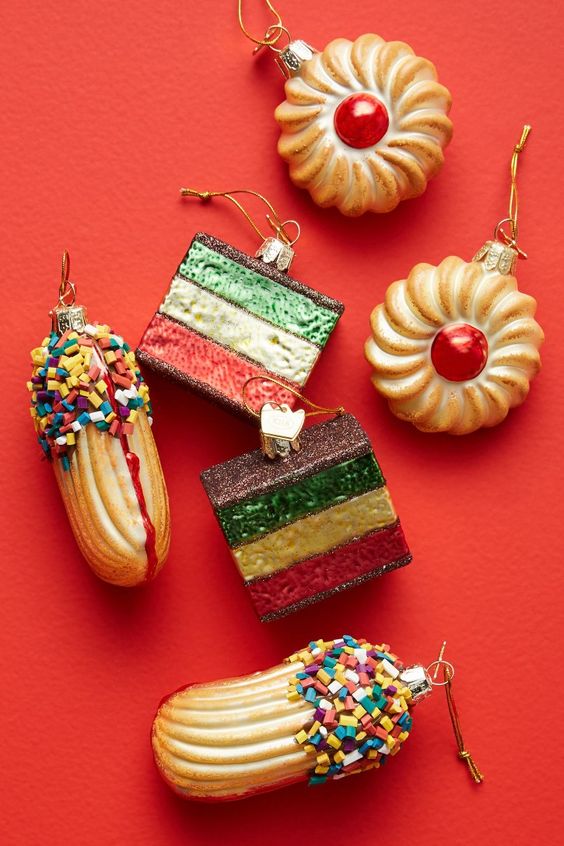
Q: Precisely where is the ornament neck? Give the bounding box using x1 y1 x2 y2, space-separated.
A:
473 239 519 275
275 40 316 77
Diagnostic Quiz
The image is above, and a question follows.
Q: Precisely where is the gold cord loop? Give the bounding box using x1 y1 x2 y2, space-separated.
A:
180 187 299 247
430 643 484 785
237 0 288 49
494 124 531 255
241 375 345 420
57 250 76 307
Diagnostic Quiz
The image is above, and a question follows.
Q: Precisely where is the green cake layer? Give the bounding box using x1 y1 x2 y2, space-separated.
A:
216 452 385 548
179 240 340 347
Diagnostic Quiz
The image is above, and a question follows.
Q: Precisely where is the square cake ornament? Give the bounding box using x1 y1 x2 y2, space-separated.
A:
200 413 412 621
136 233 344 417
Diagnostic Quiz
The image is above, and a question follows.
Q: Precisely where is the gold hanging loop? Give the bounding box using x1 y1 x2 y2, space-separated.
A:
180 187 299 248
241 375 345 420
427 643 484 785
57 250 76 307
266 215 300 246
494 124 531 254
508 124 531 241
237 0 289 50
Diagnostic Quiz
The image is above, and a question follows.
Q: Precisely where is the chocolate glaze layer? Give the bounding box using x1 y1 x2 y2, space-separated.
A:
201 414 373 510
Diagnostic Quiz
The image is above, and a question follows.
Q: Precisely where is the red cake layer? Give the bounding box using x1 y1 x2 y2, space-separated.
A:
246 521 411 621
137 312 297 412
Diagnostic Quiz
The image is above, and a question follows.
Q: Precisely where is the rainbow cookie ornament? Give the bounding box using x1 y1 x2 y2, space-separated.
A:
365 126 544 434
238 2 452 216
28 253 170 586
200 386 411 620
152 635 482 801
137 189 343 418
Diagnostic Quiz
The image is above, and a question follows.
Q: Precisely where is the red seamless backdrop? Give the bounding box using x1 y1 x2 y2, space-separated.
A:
1 2 563 844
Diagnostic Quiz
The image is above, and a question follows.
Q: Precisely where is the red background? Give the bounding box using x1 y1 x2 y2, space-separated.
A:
1 2 563 844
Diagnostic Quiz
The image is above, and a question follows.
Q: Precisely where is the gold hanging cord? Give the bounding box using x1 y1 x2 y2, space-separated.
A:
242 375 344 420
180 187 300 247
494 124 531 258
56 250 76 307
427 642 484 785
237 0 291 52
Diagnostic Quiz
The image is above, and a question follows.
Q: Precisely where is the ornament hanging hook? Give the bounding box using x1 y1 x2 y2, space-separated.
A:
180 187 300 248
57 249 76 308
266 215 300 247
237 0 289 51
427 642 484 785
494 124 531 254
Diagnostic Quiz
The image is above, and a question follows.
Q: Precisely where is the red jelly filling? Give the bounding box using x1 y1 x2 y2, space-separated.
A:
334 93 389 149
431 323 489 382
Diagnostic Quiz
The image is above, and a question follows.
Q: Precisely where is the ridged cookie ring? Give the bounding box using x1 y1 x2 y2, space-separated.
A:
365 256 544 434
275 33 452 216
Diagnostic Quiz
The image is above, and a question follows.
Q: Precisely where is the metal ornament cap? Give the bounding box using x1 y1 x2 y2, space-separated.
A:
260 402 305 459
473 240 518 275
51 304 87 334
276 40 316 76
256 236 295 272
399 665 433 702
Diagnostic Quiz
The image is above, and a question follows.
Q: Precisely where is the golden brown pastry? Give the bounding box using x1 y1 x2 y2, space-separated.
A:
29 318 170 585
152 636 427 801
365 255 543 434
275 33 452 216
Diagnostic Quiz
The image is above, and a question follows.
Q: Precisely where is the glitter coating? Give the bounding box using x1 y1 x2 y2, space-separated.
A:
201 414 372 509
180 239 340 346
217 453 385 547
247 524 411 621
233 487 397 580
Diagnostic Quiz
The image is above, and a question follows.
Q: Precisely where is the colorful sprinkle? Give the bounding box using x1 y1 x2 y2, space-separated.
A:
29 324 152 468
286 636 412 785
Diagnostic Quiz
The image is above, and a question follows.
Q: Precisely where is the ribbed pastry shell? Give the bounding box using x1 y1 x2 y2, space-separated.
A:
152 662 313 800
54 410 170 585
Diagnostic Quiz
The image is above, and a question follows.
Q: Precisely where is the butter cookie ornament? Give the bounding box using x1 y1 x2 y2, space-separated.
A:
28 253 171 586
238 2 452 216
365 126 544 434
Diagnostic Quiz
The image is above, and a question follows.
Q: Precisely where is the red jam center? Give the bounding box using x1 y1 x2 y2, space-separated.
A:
334 93 389 149
431 323 489 382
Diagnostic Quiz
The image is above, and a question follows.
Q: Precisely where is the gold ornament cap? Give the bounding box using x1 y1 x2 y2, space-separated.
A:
472 240 518 275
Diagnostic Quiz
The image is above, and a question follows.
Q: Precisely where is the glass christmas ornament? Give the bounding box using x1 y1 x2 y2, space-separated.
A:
28 252 170 586
238 1 452 216
365 125 544 434
137 189 343 418
200 384 411 621
152 635 482 801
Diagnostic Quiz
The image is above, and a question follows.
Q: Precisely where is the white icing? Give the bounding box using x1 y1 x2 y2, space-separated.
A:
161 275 320 386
